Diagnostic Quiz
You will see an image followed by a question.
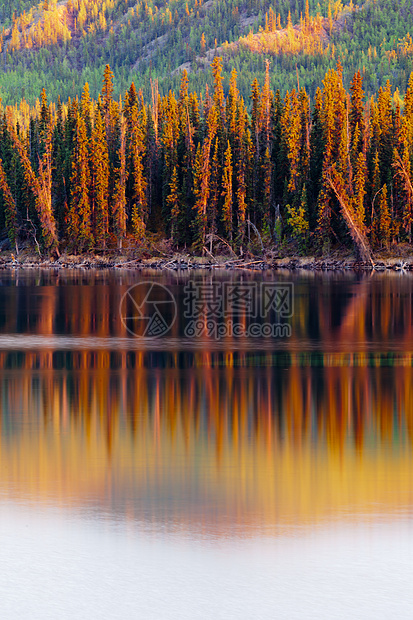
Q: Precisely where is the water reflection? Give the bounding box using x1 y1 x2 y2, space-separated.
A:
2 269 413 618
1 269 413 536
1 357 413 533
1 268 413 352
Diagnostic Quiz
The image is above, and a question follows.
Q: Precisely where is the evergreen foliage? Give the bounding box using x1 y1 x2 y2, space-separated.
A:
3 62 413 257
2 0 413 107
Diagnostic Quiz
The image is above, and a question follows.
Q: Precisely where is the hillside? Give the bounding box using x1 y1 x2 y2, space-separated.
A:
0 0 413 105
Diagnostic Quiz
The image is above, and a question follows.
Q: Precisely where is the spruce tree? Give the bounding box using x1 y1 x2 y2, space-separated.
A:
0 158 19 253
91 108 109 247
68 114 93 252
221 140 233 242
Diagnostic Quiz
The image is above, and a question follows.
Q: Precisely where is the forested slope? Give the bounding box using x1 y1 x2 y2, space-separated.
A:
0 0 413 104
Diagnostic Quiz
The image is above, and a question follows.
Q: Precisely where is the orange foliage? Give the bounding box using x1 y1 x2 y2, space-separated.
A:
8 1 71 52
235 12 327 57
7 0 117 54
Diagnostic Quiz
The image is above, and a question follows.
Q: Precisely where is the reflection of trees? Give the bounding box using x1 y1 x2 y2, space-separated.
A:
3 271 413 351
1 270 413 533
288 273 413 350
0 355 412 532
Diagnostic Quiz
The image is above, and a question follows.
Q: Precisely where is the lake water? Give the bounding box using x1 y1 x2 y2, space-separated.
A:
1 268 413 619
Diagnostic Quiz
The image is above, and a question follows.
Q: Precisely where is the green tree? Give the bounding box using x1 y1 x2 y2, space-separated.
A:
221 140 233 242
0 158 19 252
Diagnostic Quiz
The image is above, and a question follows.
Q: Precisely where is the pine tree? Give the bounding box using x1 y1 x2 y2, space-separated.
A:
130 104 147 241
349 70 365 147
370 151 382 247
377 82 394 190
208 138 220 245
192 143 204 248
308 88 325 227
80 82 92 136
378 184 391 247
262 146 272 229
102 64 114 131
316 67 347 249
250 78 260 220
166 166 180 241
52 97 68 230
260 60 273 229
250 78 260 157
404 72 413 154
299 88 310 183
192 106 218 249
124 82 138 133
221 140 233 242
281 89 301 195
353 151 367 229
0 158 19 252
91 108 109 247
260 60 272 151
393 121 413 242
39 88 50 154
234 98 248 246
211 56 225 128
161 90 180 197
68 114 93 252
112 115 127 249
286 184 309 253
226 69 239 141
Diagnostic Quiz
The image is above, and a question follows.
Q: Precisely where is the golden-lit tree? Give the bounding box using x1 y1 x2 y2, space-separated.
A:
68 114 93 251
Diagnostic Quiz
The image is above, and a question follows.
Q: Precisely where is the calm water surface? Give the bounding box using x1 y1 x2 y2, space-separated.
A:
1 268 413 619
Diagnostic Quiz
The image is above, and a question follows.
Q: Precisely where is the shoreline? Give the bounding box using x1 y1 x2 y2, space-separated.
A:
1 252 412 272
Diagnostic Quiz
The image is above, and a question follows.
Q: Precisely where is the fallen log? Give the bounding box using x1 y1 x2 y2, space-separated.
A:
327 173 374 268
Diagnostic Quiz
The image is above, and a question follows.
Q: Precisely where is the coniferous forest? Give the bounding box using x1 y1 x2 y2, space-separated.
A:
1 60 413 258
2 0 413 106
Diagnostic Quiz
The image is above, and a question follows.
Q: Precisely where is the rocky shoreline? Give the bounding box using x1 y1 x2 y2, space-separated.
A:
0 253 412 272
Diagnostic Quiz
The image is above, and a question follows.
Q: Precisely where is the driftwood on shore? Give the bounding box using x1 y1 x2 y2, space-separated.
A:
1 253 412 273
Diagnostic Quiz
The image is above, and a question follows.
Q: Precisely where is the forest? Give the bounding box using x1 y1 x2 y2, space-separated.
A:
1 0 413 106
0 60 413 259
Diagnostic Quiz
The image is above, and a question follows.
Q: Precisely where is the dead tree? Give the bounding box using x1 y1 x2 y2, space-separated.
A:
327 171 373 266
10 128 59 256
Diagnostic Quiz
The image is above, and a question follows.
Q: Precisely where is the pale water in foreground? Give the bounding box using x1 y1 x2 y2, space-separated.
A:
0 269 413 619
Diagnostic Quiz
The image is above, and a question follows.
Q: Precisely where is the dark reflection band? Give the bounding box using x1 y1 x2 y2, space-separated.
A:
2 349 413 369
